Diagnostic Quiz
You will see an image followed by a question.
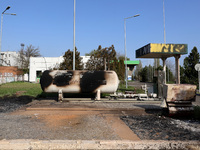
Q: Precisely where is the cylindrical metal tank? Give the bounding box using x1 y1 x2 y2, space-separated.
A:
40 70 119 94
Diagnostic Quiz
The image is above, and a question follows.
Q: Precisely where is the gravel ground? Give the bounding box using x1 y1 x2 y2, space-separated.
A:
0 113 120 140
121 115 200 141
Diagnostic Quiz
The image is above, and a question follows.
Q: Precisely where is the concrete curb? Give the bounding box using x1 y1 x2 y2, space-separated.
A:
0 140 199 149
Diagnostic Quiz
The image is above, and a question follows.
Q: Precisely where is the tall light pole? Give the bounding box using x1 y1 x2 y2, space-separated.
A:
163 0 167 84
0 6 16 65
163 0 166 44
73 0 76 70
124 14 140 88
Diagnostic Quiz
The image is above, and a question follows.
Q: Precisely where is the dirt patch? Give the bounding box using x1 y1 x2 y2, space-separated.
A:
15 91 26 96
37 114 80 128
105 115 140 140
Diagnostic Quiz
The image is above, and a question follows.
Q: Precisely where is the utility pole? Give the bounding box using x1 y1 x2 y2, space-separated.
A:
73 0 76 70
0 6 16 65
124 14 140 88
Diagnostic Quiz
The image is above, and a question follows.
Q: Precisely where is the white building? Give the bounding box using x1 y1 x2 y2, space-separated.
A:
29 56 90 82
0 51 19 66
82 56 90 69
0 51 91 82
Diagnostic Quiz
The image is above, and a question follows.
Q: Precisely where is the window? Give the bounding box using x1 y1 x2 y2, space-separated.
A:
37 71 42 78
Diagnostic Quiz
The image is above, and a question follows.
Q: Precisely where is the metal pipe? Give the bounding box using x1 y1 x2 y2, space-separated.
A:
3 13 16 16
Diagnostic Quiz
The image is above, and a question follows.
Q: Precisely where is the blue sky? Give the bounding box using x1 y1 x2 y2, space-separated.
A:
1 0 200 66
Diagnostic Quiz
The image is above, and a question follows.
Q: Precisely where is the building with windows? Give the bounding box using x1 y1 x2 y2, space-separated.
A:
29 56 90 82
0 51 91 83
0 51 19 66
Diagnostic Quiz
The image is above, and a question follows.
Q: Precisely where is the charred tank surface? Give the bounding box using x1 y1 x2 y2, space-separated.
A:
40 70 119 94
162 84 197 116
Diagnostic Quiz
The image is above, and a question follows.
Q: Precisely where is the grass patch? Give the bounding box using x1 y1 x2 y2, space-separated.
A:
0 82 109 99
117 83 144 94
0 82 145 99
166 81 175 84
0 82 42 98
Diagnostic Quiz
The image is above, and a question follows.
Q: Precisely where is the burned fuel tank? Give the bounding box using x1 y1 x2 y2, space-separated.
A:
40 70 119 94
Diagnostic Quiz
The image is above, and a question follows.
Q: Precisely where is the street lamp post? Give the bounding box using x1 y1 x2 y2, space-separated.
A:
0 6 16 65
163 0 167 84
124 14 140 88
73 0 76 70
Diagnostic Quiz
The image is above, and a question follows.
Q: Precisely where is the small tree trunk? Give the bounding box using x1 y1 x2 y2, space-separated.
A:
104 58 106 71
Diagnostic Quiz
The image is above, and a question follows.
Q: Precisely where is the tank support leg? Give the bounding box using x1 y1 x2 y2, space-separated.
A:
96 90 101 100
58 89 63 102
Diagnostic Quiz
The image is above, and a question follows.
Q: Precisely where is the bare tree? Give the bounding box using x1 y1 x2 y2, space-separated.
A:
166 59 175 74
166 59 175 82
17 44 41 73
134 60 142 80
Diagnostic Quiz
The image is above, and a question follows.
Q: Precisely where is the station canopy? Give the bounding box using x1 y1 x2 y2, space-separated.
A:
136 43 188 58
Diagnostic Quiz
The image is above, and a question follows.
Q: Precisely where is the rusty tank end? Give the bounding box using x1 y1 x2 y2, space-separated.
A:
40 70 119 94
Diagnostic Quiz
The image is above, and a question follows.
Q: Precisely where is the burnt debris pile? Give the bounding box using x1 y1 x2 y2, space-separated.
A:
121 115 200 141
0 96 33 113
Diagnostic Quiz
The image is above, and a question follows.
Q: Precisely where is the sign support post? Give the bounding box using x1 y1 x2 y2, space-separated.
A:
199 71 200 93
195 64 200 93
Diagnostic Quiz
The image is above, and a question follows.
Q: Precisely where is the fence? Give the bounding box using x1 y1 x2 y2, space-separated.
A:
0 73 28 84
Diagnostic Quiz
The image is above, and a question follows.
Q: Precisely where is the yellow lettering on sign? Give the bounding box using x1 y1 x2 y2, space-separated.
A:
164 44 170 52
174 44 185 53
150 43 186 53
